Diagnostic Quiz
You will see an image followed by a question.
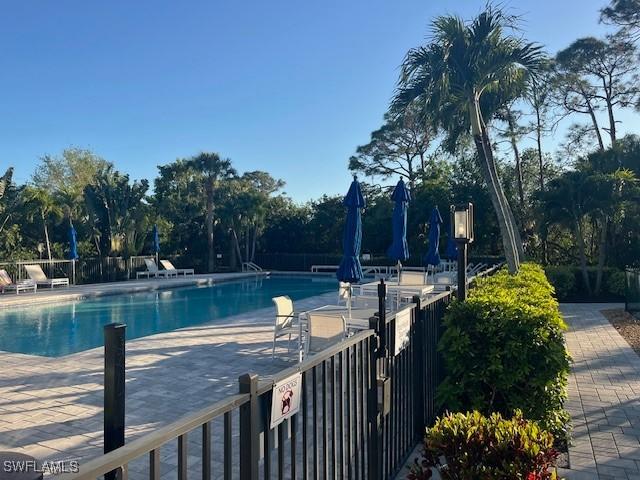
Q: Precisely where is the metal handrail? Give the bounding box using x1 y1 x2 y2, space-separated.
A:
242 261 262 272
58 393 249 480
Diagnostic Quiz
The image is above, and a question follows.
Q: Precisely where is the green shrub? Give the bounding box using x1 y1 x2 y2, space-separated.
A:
606 270 627 298
437 263 571 444
407 411 559 480
545 266 576 300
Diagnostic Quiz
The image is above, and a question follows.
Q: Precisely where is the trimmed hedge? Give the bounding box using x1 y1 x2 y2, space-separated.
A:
408 411 558 480
437 263 571 444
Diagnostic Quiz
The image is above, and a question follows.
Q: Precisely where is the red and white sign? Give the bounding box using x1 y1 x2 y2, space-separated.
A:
270 373 302 429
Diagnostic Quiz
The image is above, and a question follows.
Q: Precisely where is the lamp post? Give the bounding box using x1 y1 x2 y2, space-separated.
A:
451 203 474 301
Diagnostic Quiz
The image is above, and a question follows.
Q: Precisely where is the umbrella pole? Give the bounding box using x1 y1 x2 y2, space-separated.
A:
396 260 401 309
348 285 352 320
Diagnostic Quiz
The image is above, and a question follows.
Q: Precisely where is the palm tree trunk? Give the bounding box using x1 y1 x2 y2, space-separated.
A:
480 120 525 260
232 227 243 267
574 218 592 295
206 185 215 273
595 216 608 295
535 105 545 191
470 98 520 273
43 215 52 261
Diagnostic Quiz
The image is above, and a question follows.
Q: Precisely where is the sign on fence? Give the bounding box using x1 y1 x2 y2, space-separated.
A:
269 372 302 429
394 308 411 355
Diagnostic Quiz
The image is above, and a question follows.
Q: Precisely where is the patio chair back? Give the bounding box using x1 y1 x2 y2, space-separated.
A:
338 282 351 302
0 269 12 286
307 313 346 353
144 259 159 273
160 260 176 271
272 296 294 331
399 271 425 285
25 264 47 282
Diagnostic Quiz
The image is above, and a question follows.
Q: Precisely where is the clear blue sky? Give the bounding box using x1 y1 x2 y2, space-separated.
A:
0 0 620 201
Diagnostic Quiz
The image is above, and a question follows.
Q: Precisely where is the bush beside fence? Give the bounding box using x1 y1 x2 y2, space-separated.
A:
436 263 571 446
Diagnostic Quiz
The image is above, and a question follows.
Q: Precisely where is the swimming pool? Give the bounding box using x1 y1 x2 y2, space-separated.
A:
0 275 335 357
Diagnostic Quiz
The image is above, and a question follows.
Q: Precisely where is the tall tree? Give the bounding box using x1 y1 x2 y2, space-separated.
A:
601 0 640 40
187 153 236 272
556 36 639 148
393 7 544 272
84 166 149 258
349 107 434 191
526 66 557 190
23 186 64 261
219 171 284 265
0 168 14 235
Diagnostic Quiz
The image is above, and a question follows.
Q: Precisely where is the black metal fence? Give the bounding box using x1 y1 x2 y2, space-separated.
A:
60 284 453 480
0 255 194 285
627 268 640 318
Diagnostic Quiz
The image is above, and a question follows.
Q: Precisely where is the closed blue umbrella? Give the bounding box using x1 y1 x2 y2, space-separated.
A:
387 179 411 264
336 178 365 283
423 207 443 267
153 225 161 254
336 178 366 317
68 226 79 260
69 225 78 285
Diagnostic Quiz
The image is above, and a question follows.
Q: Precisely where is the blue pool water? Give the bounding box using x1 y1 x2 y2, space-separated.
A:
0 276 335 357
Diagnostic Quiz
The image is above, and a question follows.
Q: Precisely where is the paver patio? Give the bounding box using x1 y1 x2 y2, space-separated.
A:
560 303 640 480
0 288 337 475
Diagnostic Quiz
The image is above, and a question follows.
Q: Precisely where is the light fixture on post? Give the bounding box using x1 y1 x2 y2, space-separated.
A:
451 203 474 301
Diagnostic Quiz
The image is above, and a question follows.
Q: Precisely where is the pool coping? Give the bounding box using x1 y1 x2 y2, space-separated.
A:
0 272 271 310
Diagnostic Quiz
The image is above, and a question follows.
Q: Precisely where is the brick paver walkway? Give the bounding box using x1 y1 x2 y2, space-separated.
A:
560 303 640 480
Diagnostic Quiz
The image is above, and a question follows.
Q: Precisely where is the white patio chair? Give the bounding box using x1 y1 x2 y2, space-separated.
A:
160 260 194 276
24 264 69 288
338 282 351 305
0 269 37 294
305 312 347 356
137 259 177 279
272 296 298 359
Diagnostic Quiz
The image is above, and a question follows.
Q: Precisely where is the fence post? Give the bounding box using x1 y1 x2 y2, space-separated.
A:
239 373 259 480
412 295 426 440
367 323 381 480
377 280 387 358
104 323 126 480
366 279 389 479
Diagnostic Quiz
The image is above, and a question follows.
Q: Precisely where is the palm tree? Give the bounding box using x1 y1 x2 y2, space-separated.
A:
188 153 237 272
24 186 63 261
0 168 14 235
393 7 544 273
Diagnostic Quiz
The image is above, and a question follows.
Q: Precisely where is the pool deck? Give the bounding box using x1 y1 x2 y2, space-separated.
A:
0 286 337 470
0 272 270 309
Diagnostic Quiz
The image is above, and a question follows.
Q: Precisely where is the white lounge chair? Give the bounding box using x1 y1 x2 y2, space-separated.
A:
272 296 298 359
24 264 69 288
0 269 37 294
137 259 178 279
305 312 347 356
160 260 194 276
